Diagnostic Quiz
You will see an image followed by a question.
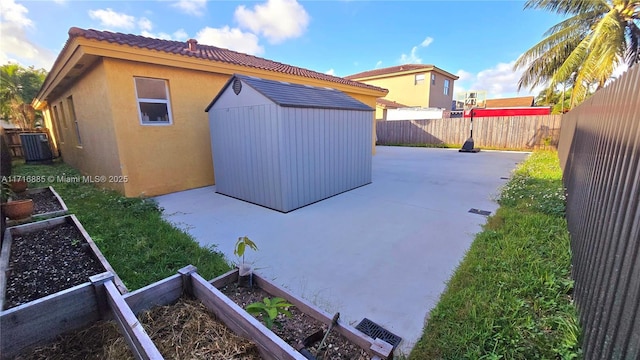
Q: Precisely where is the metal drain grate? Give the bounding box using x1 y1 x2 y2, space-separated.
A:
469 208 492 216
355 318 402 350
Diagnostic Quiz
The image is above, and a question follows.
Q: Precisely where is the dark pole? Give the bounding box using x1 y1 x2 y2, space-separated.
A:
470 108 474 139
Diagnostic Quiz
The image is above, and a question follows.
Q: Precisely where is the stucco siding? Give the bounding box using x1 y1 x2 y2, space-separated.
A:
428 74 456 109
357 74 428 107
45 60 125 193
103 58 226 197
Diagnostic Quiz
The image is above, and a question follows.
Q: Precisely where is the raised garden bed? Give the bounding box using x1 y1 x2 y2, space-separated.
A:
6 186 68 226
2 266 393 359
14 186 67 217
135 296 261 359
0 215 128 310
13 319 135 360
211 269 393 360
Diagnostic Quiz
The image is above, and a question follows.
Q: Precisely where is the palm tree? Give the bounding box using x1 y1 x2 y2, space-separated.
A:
515 0 640 108
0 64 46 129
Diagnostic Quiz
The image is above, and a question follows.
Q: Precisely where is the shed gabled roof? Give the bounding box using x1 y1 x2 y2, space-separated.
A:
206 75 374 112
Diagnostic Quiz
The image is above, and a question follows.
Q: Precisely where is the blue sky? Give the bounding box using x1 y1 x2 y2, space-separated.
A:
1 0 568 99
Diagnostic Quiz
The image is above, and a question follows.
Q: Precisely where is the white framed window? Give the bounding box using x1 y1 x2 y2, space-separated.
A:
444 79 450 95
431 74 436 85
134 77 173 125
415 74 425 85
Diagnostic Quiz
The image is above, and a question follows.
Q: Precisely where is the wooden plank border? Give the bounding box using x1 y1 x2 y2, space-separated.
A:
123 273 183 315
209 269 392 359
191 271 305 360
105 280 163 360
0 215 128 310
26 186 68 219
0 281 101 359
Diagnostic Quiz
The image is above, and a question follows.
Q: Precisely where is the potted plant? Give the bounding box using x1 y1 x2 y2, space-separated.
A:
1 180 34 221
234 236 258 287
9 180 28 193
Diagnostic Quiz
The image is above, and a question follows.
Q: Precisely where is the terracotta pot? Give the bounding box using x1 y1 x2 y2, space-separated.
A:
10 180 28 193
1 199 34 220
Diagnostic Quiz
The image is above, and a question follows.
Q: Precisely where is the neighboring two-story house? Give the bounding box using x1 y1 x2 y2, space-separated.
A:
345 64 459 111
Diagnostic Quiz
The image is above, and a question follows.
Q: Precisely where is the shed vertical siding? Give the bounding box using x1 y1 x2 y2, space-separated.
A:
280 108 372 211
210 104 283 210
208 76 374 212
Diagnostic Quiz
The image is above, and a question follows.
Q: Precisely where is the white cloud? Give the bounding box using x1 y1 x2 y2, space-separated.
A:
52 0 67 4
172 0 207 16
399 46 421 64
0 0 56 69
398 36 433 64
172 29 189 41
234 0 309 44
89 8 136 30
375 60 383 68
196 26 264 55
455 69 474 82
138 17 153 32
325 69 335 76
141 29 189 41
453 60 546 99
0 0 33 28
420 37 433 47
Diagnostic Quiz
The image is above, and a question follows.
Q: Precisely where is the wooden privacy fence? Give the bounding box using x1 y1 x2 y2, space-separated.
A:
558 64 639 360
376 115 562 150
2 128 49 158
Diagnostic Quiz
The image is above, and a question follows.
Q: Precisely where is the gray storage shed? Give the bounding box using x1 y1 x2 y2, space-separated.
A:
205 74 374 212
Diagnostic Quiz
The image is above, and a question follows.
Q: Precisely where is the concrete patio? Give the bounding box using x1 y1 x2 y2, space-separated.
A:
155 146 529 354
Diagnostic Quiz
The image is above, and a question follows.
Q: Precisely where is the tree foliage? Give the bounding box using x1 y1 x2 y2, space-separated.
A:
515 0 640 109
535 87 572 114
0 63 47 129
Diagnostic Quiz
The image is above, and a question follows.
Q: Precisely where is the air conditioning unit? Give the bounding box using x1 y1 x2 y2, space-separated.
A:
20 133 53 163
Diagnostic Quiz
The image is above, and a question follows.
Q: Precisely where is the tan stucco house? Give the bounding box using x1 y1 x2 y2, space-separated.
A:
346 64 458 110
33 27 387 197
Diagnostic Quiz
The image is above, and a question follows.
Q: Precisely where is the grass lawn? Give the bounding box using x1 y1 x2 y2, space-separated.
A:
10 160 231 290
409 151 582 359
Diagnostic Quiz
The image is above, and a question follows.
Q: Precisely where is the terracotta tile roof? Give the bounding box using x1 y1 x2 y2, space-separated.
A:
485 96 535 108
66 27 386 93
376 98 408 108
345 64 458 80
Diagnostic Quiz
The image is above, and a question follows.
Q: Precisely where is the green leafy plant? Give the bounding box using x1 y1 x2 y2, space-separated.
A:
234 236 258 273
1 180 13 203
245 297 293 329
234 236 258 263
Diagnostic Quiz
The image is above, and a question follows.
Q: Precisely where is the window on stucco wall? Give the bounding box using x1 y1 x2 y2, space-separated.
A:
52 105 64 143
431 74 436 85
415 74 425 85
444 79 450 95
67 96 82 146
59 101 68 130
134 77 173 125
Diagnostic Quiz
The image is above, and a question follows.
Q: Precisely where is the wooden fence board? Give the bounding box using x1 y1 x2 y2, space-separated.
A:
377 115 563 150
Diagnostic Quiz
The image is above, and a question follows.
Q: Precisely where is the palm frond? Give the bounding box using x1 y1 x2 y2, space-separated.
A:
524 0 610 15
625 20 640 64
